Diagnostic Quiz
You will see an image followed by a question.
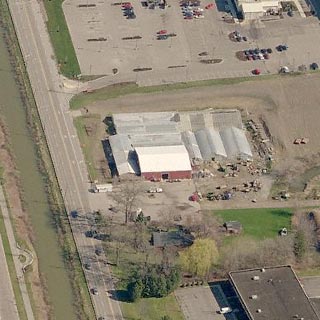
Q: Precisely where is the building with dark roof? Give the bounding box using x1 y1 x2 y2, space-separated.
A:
229 265 320 320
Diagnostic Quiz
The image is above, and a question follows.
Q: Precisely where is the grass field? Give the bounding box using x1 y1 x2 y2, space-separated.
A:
73 114 101 181
214 208 292 240
121 294 184 320
43 0 80 78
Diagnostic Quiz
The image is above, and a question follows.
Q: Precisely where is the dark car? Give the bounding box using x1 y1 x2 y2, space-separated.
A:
249 49 254 55
95 248 103 256
91 288 98 295
70 210 78 218
127 13 136 19
276 45 283 52
267 48 272 54
254 48 260 54
242 36 247 41
310 62 319 70
260 48 267 54
84 263 91 270
252 55 257 60
85 230 97 238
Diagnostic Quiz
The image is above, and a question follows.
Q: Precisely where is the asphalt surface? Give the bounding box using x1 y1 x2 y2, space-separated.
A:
7 0 123 319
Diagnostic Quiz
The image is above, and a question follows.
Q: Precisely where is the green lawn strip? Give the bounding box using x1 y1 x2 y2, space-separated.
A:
0 211 28 320
296 268 320 277
121 294 184 320
73 114 100 181
214 208 292 240
43 0 80 78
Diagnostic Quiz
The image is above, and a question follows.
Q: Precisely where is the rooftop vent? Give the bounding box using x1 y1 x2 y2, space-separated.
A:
256 309 262 313
250 295 258 300
252 276 260 281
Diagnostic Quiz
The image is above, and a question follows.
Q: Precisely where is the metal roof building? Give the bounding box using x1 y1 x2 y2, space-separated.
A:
135 145 192 180
181 131 203 160
108 134 139 175
220 127 253 160
229 266 320 320
195 128 227 160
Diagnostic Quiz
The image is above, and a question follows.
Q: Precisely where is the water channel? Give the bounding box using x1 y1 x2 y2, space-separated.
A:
0 27 77 320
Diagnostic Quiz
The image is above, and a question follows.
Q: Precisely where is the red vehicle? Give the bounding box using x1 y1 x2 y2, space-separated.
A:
205 3 214 9
252 68 261 75
157 30 167 34
122 3 132 8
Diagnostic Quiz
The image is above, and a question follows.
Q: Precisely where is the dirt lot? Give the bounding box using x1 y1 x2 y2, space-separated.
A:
78 73 320 207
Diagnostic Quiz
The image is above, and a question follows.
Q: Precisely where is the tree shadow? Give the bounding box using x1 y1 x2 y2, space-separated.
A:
108 289 130 302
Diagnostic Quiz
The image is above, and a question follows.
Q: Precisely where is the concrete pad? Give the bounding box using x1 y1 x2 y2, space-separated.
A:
175 286 225 320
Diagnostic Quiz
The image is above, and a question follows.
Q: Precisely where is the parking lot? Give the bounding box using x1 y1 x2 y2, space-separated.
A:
64 0 320 85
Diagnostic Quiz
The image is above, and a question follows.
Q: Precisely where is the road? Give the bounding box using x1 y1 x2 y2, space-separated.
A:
7 0 123 319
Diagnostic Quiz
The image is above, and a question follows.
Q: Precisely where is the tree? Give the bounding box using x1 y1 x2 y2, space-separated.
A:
127 266 181 300
128 278 144 302
179 238 219 277
112 178 142 224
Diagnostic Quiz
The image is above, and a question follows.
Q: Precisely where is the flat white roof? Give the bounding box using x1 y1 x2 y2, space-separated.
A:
135 145 192 173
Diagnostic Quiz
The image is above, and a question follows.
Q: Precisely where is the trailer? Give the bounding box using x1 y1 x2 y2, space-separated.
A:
92 183 113 193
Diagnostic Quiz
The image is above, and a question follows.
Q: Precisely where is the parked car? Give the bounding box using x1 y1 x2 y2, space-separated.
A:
70 210 78 218
242 36 247 41
267 48 272 54
84 263 91 270
254 48 260 54
310 62 319 70
260 48 267 54
95 248 103 256
252 68 261 75
91 288 98 295
264 53 270 59
244 50 250 55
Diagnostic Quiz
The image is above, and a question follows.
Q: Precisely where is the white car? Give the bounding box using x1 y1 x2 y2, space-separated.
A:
148 187 163 193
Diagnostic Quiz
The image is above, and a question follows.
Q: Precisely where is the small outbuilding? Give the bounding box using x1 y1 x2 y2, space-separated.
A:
223 221 243 234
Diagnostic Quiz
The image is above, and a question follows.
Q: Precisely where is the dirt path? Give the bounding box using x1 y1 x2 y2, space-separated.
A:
0 120 50 319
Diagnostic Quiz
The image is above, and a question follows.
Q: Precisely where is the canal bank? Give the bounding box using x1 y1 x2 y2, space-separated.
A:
0 0 87 319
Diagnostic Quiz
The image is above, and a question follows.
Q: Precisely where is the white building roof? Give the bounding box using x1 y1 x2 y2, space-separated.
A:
135 145 192 173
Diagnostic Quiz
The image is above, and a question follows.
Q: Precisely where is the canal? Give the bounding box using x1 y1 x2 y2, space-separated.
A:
0 22 77 320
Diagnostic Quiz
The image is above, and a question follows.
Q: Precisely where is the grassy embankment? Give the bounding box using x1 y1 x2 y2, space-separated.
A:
73 114 101 182
43 0 80 78
1 0 95 318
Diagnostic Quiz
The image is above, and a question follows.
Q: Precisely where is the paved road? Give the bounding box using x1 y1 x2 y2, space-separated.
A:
0 185 34 320
7 0 123 319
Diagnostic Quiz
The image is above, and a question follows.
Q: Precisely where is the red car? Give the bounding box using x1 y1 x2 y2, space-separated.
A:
157 30 167 35
252 69 261 75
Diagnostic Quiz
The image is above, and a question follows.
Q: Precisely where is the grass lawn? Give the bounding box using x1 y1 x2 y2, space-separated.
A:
121 294 184 320
43 0 80 78
214 208 292 240
73 114 101 181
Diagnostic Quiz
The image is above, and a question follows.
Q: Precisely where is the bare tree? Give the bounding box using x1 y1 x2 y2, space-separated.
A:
112 178 142 224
